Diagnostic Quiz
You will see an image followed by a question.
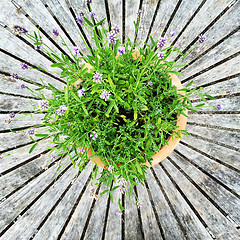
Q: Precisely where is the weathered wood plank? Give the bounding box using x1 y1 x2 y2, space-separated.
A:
0 157 71 233
153 163 213 240
169 151 240 225
136 180 163 240
162 158 240 239
145 169 187 239
0 159 78 239
175 141 240 193
187 114 240 130
33 162 92 240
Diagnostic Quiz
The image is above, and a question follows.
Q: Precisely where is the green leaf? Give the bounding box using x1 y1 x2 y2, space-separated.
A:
118 198 124 211
81 103 89 116
136 161 143 175
169 71 184 76
35 134 49 137
29 142 38 154
195 103 205 108
51 63 64 68
83 17 94 27
100 190 109 195
205 94 215 100
95 17 106 26
64 87 68 103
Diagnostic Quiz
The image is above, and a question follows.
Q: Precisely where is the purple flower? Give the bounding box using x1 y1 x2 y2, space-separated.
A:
108 165 114 173
178 42 182 47
38 100 49 110
137 10 142 17
51 154 57 160
170 30 176 37
119 177 126 186
53 29 59 36
57 105 68 115
79 147 85 154
137 202 142 209
148 81 153 86
21 63 28 70
226 90 232 94
90 187 95 197
90 131 98 140
117 46 125 55
198 35 206 44
90 12 97 20
216 104 221 110
119 186 125 194
112 26 120 34
4 119 12 124
27 129 35 136
86 0 92 4
157 38 166 49
100 90 110 101
12 73 18 79
93 72 102 84
108 31 117 44
77 88 85 97
157 52 165 59
10 113 15 118
12 25 28 35
21 83 26 88
34 43 43 51
76 16 84 25
56 160 61 167
68 122 73 126
116 209 123 215
72 46 81 55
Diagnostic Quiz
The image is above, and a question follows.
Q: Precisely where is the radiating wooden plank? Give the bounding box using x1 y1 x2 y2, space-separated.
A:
153 164 213 239
136 180 163 240
187 114 240 130
186 124 240 150
104 183 122 240
145 169 186 239
0 52 65 90
170 151 240 225
0 138 54 173
162 159 240 239
60 170 102 239
0 157 71 233
175 141 240 193
0 160 78 239
33 162 92 240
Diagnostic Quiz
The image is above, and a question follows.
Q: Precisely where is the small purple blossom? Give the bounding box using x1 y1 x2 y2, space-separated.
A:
90 187 95 197
10 113 15 119
108 165 114 173
12 73 18 79
137 10 142 17
51 154 57 160
21 83 26 88
117 46 125 55
112 26 120 34
170 30 176 37
108 31 117 44
12 25 28 35
100 90 110 101
56 160 62 167
90 12 97 20
93 72 102 84
34 43 43 51
226 90 232 94
53 29 59 36
157 52 165 59
57 105 68 115
4 119 12 124
77 88 85 97
119 186 125 194
198 35 206 44
79 147 85 154
148 81 153 86
21 63 28 70
27 129 35 136
116 209 123 215
137 202 142 209
178 42 182 47
68 122 73 126
76 16 84 25
86 0 92 4
157 37 166 49
38 100 49 110
90 131 98 140
216 104 222 110
72 46 81 55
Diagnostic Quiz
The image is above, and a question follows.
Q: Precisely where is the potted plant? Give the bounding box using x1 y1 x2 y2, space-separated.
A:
4 4 215 213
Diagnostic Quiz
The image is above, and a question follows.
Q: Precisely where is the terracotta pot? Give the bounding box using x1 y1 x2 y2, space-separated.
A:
82 73 188 168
